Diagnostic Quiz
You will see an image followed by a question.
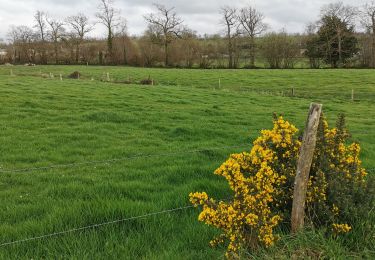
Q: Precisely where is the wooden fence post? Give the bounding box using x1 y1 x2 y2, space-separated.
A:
351 89 354 101
291 103 323 234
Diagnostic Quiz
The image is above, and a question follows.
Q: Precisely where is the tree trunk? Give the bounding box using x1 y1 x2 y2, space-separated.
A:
338 29 342 67
75 42 80 64
123 45 127 65
228 38 233 69
372 19 375 68
54 42 58 64
250 36 255 68
164 41 169 67
107 28 113 63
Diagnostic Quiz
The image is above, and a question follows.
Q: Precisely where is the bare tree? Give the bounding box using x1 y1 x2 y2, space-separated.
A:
362 2 375 67
96 0 121 62
221 6 240 69
46 16 65 64
114 18 129 65
144 4 184 67
320 1 358 67
34 11 48 64
239 6 267 68
8 25 36 63
66 13 93 63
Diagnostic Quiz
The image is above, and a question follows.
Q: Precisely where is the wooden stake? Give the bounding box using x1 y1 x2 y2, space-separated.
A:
351 89 354 101
291 103 323 234
107 72 110 82
60 74 63 81
292 88 295 97
219 78 221 89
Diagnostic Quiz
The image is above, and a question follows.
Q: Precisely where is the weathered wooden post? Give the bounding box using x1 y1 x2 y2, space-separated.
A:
60 74 63 81
292 88 295 97
107 72 110 82
219 78 221 89
351 89 354 101
291 103 323 234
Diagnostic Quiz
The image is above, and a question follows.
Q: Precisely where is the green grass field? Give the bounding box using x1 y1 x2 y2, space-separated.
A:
0 66 374 259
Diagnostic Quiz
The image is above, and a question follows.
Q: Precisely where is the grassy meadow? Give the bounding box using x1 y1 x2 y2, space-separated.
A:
0 65 374 259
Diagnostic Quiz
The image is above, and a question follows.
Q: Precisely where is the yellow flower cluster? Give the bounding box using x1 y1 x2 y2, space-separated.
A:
189 117 300 257
332 204 339 216
307 116 368 230
324 128 367 182
189 115 368 258
332 223 352 234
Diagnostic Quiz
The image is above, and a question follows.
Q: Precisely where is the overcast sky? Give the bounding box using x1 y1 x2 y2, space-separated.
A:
0 0 363 41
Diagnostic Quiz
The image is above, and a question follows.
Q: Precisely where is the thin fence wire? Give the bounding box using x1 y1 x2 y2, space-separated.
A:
0 145 373 175
0 205 195 247
0 197 232 248
0 144 249 174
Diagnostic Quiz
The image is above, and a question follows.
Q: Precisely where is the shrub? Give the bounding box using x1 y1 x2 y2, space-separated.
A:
190 115 372 258
69 71 81 79
140 76 154 85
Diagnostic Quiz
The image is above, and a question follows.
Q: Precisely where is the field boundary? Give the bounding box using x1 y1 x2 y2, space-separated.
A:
0 204 196 247
0 144 249 174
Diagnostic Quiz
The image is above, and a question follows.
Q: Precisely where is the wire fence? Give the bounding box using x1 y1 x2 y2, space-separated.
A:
0 144 249 174
3 70 375 102
0 205 196 247
1 169 374 248
0 146 373 248
0 195 234 248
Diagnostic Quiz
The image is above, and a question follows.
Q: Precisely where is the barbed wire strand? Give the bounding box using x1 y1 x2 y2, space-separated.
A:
0 144 249 174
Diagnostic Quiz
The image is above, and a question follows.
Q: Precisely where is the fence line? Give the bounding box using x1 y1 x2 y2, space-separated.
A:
0 205 195 247
0 144 249 174
4 72 375 102
0 196 233 248
0 145 373 175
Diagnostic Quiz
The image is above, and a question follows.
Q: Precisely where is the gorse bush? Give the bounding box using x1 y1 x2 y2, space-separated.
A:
190 115 372 258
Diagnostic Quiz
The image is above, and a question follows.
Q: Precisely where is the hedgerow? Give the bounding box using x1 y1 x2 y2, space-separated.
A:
190 114 373 258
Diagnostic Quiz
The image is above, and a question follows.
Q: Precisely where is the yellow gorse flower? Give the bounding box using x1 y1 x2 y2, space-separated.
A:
189 115 368 258
332 223 352 234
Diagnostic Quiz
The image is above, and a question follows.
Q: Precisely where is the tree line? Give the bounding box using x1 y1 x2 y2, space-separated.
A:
1 0 375 69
